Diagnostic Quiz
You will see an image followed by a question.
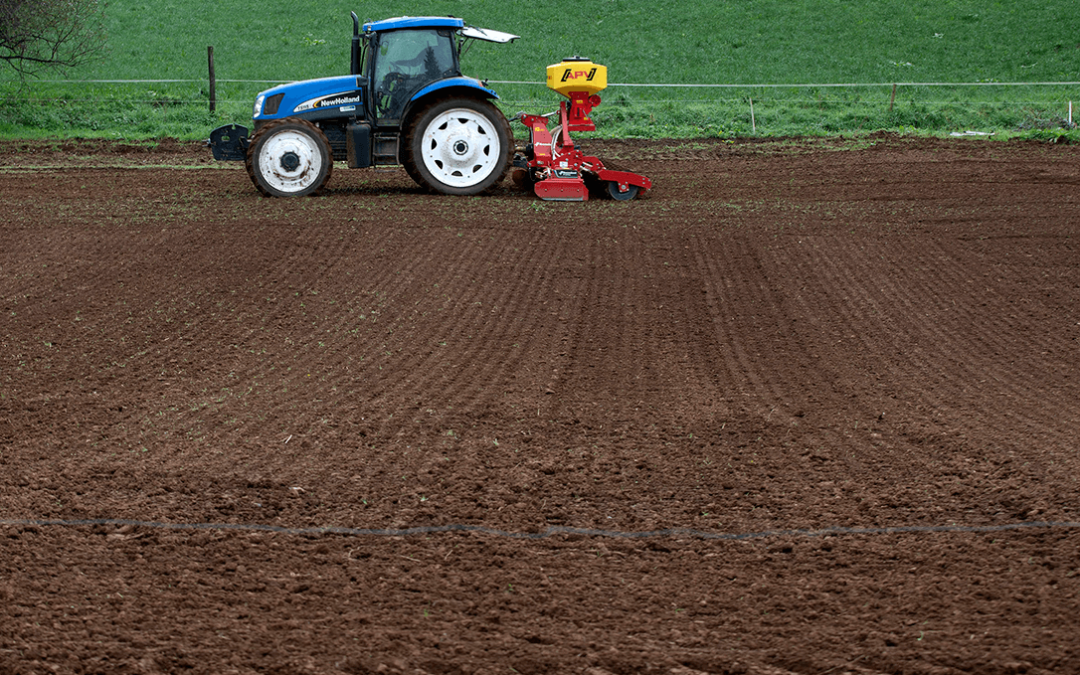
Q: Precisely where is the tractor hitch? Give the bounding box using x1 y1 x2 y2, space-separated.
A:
207 124 250 162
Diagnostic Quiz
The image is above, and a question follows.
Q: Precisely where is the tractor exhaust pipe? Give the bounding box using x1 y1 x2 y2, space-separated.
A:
350 11 361 75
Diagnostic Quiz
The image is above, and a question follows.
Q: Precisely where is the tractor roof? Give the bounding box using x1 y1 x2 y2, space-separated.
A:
363 16 465 33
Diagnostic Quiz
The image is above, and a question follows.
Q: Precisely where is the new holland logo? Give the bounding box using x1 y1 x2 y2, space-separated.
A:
318 95 361 108
560 67 597 83
294 91 363 113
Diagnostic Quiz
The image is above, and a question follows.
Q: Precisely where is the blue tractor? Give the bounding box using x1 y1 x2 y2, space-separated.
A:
208 13 518 197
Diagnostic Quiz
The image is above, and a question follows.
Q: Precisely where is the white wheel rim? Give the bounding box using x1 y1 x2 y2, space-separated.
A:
420 108 501 188
257 129 324 194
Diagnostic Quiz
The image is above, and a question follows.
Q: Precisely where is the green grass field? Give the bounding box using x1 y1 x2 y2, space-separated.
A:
3 0 1080 139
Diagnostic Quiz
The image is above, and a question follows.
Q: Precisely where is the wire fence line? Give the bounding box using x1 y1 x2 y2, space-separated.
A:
4 78 1077 135
14 79 1080 87
6 79 1076 110
6 86 1078 109
8 96 1075 106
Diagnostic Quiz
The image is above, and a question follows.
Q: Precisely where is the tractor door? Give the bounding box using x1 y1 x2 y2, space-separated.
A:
371 29 459 126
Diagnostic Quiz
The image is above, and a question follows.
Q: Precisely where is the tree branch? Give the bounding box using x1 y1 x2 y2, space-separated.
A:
0 0 108 77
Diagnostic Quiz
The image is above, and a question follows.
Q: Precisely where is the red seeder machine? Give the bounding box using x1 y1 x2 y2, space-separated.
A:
512 58 652 201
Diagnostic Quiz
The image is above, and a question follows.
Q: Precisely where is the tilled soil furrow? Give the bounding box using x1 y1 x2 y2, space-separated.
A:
3 136 1080 675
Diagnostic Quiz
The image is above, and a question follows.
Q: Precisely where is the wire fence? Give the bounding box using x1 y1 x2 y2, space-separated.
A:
3 78 1078 135
18 78 1080 87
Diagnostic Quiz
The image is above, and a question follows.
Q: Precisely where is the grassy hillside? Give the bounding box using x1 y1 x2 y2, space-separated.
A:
2 0 1079 139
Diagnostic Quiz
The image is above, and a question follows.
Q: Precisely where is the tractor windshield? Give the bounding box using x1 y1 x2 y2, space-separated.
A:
373 29 457 123
357 36 370 77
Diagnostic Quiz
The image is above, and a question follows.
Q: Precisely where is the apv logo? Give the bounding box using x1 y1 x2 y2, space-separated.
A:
561 67 598 83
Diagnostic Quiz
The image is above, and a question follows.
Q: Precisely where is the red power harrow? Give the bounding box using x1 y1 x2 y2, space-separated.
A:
512 58 652 201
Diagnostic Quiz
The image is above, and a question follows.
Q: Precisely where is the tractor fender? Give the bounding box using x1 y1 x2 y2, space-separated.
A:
402 78 499 122
408 76 499 104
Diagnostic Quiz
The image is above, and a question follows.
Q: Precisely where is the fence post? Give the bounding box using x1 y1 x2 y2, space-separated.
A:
749 97 756 134
889 83 897 111
208 46 216 113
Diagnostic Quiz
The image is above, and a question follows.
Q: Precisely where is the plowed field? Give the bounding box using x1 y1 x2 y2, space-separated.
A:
2 135 1079 675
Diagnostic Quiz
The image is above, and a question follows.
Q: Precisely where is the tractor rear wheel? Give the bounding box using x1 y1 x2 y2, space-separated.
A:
246 118 333 197
404 98 512 195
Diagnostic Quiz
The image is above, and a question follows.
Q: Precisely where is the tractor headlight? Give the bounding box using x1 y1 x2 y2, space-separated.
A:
253 94 266 118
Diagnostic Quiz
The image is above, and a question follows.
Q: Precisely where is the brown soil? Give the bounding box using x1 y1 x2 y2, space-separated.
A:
1 134 1079 675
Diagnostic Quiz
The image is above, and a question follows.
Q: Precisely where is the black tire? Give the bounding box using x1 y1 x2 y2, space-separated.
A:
245 118 333 197
606 181 640 201
403 97 512 195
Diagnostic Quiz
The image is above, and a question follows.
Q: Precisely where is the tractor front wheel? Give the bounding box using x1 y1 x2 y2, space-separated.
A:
404 98 512 195
246 118 333 197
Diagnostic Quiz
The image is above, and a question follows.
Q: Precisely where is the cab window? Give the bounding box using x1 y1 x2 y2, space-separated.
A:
373 30 457 121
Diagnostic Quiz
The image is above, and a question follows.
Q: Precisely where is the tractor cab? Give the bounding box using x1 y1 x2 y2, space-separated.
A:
351 17 459 126
353 16 517 127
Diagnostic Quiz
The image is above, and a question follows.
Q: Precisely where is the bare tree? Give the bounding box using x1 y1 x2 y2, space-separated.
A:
0 0 108 77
